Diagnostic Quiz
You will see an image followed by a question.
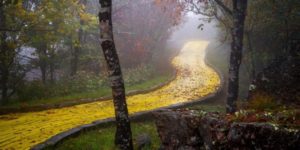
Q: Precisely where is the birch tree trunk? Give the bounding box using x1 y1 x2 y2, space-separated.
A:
98 0 133 149
226 0 248 113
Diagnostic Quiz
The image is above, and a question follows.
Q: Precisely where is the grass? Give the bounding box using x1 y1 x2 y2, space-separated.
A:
45 121 160 150
126 74 172 91
44 104 224 150
1 74 173 108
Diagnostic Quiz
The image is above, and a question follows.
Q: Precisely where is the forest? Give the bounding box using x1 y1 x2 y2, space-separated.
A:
0 0 299 149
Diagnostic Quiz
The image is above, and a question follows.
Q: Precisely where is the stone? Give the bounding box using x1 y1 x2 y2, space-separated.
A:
135 133 151 150
155 109 300 150
227 123 300 150
153 109 203 150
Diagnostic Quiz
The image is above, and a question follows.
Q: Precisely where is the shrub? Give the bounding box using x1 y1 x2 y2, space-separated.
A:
123 64 154 86
16 72 109 102
16 81 48 101
14 64 159 103
247 92 278 111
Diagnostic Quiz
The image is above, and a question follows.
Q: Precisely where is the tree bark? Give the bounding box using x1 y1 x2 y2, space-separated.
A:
70 41 79 76
246 31 255 80
38 43 48 84
0 3 8 104
49 53 55 83
226 0 248 113
98 0 133 149
1 69 8 104
70 37 77 76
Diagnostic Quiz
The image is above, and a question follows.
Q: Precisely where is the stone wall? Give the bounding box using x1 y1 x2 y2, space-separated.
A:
154 109 300 150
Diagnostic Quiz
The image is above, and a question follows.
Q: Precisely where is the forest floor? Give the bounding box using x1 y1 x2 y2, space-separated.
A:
0 41 220 150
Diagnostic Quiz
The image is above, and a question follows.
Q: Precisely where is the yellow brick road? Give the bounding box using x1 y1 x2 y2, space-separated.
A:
0 41 220 150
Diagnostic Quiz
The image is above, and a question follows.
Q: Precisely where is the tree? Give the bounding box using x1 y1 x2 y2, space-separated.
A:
243 0 300 103
70 0 88 76
98 0 133 149
226 0 248 113
25 0 89 83
183 0 248 113
0 1 9 103
0 1 29 103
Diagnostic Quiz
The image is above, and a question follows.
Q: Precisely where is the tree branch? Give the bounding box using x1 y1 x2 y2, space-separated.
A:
187 0 214 16
214 0 233 16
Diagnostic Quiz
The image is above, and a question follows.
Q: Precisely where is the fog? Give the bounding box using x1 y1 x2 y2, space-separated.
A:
168 13 218 49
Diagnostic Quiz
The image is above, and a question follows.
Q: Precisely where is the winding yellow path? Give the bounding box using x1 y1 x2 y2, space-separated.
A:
0 41 220 150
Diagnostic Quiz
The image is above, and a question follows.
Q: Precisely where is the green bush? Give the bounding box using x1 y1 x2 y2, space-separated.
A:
123 64 155 85
16 72 108 102
16 81 48 101
14 64 158 103
247 92 278 111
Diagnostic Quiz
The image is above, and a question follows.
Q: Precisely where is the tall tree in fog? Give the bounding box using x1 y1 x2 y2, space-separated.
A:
225 0 248 113
208 0 248 113
70 0 87 76
0 1 10 103
0 0 28 103
98 0 133 149
184 0 248 113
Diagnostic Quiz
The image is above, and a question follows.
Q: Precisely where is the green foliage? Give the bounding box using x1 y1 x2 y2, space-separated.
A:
16 72 108 102
247 92 278 111
1 66 172 107
226 108 300 128
1 0 180 106
123 64 155 86
15 64 160 103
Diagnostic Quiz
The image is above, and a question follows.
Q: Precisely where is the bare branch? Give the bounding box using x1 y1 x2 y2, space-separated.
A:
186 0 214 16
213 0 233 16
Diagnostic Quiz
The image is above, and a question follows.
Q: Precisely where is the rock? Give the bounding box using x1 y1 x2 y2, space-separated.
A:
135 133 151 150
197 114 229 149
154 109 300 150
153 109 203 150
227 123 300 150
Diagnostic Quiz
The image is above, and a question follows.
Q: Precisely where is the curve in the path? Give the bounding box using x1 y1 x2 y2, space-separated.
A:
0 41 220 150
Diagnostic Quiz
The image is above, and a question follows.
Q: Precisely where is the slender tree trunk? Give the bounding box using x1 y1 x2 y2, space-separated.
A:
49 56 55 83
70 41 79 76
41 66 47 84
39 44 48 84
70 0 87 76
98 0 133 149
246 31 255 80
226 0 248 113
70 28 81 76
69 36 76 76
284 17 290 55
0 4 8 104
1 69 8 104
